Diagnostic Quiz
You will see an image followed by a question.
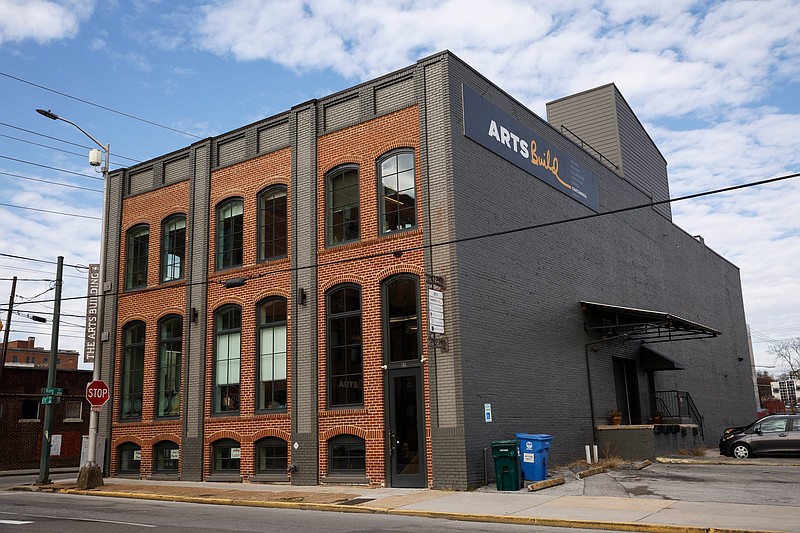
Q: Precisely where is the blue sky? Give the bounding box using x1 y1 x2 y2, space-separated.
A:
1 0 799 374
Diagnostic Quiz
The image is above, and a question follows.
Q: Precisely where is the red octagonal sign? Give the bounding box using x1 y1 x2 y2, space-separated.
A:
86 380 110 408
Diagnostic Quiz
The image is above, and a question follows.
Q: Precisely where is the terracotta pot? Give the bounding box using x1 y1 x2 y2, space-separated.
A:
610 415 622 425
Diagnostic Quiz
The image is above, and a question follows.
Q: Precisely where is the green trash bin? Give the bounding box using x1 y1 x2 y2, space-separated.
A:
491 439 522 491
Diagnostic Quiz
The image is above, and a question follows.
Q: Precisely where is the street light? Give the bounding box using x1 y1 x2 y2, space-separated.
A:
37 109 110 489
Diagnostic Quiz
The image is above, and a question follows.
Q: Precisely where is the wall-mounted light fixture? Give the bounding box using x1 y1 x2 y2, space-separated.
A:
224 277 246 289
298 288 307 305
191 308 199 323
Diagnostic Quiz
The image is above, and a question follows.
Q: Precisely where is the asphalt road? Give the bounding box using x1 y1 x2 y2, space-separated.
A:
0 491 608 533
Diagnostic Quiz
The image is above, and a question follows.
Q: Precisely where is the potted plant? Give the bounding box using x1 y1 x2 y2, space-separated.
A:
652 411 664 424
609 408 622 425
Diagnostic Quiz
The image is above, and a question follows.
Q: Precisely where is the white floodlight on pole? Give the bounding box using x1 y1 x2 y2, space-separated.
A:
36 109 110 489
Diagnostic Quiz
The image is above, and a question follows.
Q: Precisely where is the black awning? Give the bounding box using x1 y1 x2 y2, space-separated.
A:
640 345 686 371
580 301 721 342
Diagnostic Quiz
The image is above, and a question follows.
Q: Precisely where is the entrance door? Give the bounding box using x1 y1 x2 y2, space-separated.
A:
613 357 642 424
387 367 426 487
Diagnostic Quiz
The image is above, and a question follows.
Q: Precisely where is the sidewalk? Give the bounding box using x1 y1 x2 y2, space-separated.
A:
9 455 800 533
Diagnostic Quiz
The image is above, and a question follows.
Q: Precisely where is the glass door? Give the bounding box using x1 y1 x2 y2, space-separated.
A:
387 367 426 487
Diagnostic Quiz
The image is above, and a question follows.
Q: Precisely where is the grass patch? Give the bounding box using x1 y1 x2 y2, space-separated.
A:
677 444 707 456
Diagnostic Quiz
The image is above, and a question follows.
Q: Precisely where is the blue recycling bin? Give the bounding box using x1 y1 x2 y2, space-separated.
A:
515 433 552 482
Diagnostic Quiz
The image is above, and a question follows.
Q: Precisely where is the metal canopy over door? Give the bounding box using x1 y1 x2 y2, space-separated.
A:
387 367 426 487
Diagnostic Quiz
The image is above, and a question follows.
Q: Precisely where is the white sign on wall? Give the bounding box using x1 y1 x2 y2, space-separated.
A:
428 289 445 334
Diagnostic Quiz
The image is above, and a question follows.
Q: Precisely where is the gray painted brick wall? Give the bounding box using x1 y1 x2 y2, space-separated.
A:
291 103 319 485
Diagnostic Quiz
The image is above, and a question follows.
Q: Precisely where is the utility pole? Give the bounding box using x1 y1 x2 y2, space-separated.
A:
37 257 63 484
0 276 18 388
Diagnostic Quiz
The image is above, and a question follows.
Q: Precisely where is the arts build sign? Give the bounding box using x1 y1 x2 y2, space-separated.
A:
462 85 599 212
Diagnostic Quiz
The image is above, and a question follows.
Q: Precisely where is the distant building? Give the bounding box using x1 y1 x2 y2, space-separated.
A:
771 379 800 409
1 337 79 370
94 51 754 489
0 366 92 470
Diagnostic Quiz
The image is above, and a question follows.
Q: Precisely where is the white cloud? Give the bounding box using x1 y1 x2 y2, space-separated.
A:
0 0 95 45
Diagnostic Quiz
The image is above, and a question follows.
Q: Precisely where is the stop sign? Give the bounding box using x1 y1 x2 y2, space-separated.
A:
86 380 110 408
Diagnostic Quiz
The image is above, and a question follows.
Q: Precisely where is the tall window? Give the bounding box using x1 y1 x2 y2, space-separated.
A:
157 315 182 418
257 297 287 411
125 225 149 289
256 437 288 474
214 306 241 413
258 186 288 261
383 275 420 362
121 321 145 420
326 166 359 245
327 285 362 407
153 441 179 474
378 150 416 234
161 215 186 281
328 435 366 476
216 198 243 270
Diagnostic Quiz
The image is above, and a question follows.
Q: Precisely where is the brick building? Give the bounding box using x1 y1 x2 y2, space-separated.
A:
0 366 91 470
1 336 79 370
94 51 755 489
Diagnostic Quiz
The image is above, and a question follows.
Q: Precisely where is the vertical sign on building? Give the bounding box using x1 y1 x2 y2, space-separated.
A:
428 289 445 334
83 263 100 364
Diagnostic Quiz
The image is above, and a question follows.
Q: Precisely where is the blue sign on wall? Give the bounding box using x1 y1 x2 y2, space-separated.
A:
462 85 599 212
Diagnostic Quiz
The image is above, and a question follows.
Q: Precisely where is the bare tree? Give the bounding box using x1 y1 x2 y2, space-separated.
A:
767 337 800 380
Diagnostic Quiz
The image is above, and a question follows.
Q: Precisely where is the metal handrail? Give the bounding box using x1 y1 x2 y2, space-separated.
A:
654 390 704 439
559 125 619 171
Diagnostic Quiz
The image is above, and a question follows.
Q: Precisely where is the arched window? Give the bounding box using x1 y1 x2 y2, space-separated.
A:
212 438 240 474
383 275 421 362
258 186 288 261
125 225 149 289
117 442 141 475
326 285 362 407
214 305 241 413
216 198 243 270
161 215 186 281
153 441 179 474
326 166 359 245
328 434 365 476
257 297 287 411
255 437 288 474
378 150 416 234
156 315 182 418
121 321 145 420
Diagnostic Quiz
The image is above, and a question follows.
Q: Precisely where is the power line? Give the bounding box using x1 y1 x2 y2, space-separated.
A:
0 70 204 140
0 170 102 193
15 170 800 308
0 154 103 180
0 264 87 279
0 202 101 220
0 253 88 269
0 121 141 163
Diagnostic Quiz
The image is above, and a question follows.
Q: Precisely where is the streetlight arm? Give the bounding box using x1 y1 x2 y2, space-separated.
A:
36 109 108 154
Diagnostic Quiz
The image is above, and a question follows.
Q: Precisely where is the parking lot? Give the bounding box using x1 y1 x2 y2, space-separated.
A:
541 453 800 508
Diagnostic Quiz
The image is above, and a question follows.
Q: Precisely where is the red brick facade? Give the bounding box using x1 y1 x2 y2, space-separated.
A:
111 179 189 476
110 106 430 485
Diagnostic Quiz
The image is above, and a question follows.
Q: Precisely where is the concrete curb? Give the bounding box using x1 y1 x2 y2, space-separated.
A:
577 466 608 478
527 477 565 491
655 456 800 467
47 486 776 533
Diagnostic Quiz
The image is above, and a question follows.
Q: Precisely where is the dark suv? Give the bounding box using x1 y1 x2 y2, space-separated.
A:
719 414 800 458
